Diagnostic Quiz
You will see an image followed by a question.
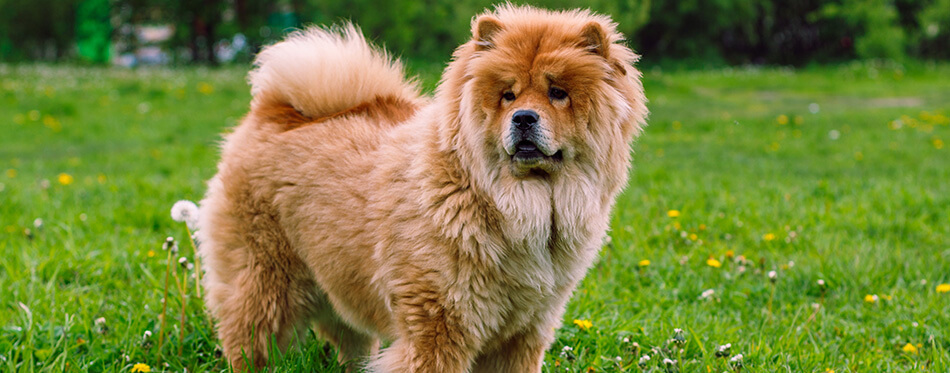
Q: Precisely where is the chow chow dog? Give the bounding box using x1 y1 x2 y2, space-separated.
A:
199 4 647 371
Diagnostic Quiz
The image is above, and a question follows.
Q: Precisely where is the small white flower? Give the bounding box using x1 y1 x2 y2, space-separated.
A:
615 356 622 362
171 200 200 230
701 289 715 299
817 279 826 286
562 345 573 352
94 317 106 326
730 354 743 363
663 358 676 365
673 328 683 334
828 130 840 140
639 354 651 364
768 271 778 282
179 256 189 268
143 330 152 339
808 103 820 114
622 337 629 343
33 218 43 228
912 322 919 328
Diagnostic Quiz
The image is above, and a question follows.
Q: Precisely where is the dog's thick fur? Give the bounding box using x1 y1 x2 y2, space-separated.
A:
199 5 647 372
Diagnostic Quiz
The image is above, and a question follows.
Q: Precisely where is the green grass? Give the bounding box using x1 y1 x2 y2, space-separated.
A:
1 60 948 372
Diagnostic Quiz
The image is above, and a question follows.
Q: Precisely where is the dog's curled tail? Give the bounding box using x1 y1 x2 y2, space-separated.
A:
248 24 420 120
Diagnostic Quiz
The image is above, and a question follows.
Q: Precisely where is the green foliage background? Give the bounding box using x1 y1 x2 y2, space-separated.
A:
1 0 949 65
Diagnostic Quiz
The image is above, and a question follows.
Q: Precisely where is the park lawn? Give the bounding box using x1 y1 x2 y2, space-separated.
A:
0 61 948 372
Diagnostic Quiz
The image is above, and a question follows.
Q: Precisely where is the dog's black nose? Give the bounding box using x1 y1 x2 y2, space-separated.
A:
512 110 539 131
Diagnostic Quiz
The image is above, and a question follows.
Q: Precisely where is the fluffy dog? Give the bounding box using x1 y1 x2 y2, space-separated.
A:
199 4 647 372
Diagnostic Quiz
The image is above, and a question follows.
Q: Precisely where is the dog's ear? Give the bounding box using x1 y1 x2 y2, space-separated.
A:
473 16 503 51
581 21 628 75
580 22 609 59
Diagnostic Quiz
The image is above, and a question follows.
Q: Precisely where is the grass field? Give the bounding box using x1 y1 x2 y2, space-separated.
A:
1 60 949 372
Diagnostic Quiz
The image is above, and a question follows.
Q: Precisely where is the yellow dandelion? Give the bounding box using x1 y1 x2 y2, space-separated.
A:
667 210 681 218
902 343 918 354
147 250 156 258
673 221 682 230
573 319 592 330
58 173 74 185
763 233 776 241
699 224 706 231
5 169 16 178
725 250 735 259
689 233 698 241
864 294 878 303
97 173 107 184
936 284 950 293
197 82 214 95
934 139 944 150
131 363 151 372
824 369 835 373
706 258 722 268
776 114 789 125
638 259 650 267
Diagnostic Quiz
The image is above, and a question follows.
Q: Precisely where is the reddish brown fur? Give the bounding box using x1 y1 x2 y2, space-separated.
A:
199 5 647 372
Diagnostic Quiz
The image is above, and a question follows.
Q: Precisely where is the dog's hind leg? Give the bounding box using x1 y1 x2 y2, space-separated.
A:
201 188 321 371
313 309 379 371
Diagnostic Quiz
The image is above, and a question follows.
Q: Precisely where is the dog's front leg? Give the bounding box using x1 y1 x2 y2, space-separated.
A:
366 285 477 372
470 327 553 373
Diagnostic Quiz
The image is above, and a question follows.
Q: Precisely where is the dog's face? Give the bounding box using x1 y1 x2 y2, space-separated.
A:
457 8 645 179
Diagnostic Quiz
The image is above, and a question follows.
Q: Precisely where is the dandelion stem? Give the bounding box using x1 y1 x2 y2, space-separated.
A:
185 226 202 298
179 259 188 357
158 248 172 355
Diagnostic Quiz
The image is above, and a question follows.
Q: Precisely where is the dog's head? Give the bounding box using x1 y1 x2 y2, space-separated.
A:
448 5 647 180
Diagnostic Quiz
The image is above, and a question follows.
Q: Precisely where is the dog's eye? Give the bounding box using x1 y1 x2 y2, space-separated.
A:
548 87 568 100
502 91 516 101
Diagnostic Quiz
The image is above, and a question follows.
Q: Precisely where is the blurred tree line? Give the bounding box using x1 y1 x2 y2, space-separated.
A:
0 0 948 65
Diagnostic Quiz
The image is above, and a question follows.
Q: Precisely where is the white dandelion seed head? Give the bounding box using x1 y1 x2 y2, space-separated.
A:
808 103 820 114
828 130 840 140
730 354 743 362
143 330 152 338
171 200 200 230
639 355 651 364
768 270 778 279
178 256 189 268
